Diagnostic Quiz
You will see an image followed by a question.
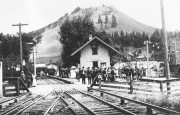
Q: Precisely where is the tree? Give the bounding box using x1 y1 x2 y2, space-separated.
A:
150 29 163 43
105 15 108 24
111 15 117 27
71 7 81 14
111 31 121 46
93 31 110 44
22 33 36 62
133 32 144 48
145 33 149 41
59 15 95 66
0 33 35 61
0 33 35 76
98 14 102 24
119 30 125 46
142 32 146 41
150 29 164 61
124 32 131 47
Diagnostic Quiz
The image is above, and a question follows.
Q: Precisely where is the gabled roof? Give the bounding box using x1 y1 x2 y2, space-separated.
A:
69 36 122 57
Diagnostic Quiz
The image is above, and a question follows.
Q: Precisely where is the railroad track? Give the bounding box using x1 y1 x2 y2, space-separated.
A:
0 93 31 110
55 89 138 115
1 77 179 115
88 87 180 115
1 81 138 115
37 78 64 85
0 92 72 115
0 78 77 115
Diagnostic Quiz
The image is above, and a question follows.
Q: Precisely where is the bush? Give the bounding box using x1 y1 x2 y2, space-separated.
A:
71 7 81 14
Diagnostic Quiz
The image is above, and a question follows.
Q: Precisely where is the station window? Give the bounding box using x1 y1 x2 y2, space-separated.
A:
92 48 98 55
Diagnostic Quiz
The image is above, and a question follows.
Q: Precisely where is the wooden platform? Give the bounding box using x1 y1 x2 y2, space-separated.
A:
141 77 178 81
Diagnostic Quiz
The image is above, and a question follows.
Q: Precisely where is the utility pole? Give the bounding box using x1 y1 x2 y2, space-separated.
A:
174 30 178 65
144 40 150 78
160 0 171 92
33 45 36 76
174 36 177 64
12 23 28 73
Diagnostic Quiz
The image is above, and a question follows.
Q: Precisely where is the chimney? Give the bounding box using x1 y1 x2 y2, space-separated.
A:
89 34 92 41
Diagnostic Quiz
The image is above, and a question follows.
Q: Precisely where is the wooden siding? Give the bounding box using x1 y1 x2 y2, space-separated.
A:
80 43 110 68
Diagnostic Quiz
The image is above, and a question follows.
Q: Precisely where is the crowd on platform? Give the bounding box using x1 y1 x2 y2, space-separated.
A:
58 66 161 84
19 64 165 87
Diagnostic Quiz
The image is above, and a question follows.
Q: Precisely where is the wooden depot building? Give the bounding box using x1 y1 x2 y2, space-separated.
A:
69 36 121 68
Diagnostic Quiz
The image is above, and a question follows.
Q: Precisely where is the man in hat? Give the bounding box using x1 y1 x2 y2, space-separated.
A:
81 66 86 84
93 67 99 83
87 67 91 84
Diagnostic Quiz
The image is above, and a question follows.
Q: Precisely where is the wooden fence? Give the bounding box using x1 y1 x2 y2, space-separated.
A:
90 75 180 95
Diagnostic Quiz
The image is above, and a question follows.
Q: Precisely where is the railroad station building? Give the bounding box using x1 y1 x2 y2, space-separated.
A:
69 36 121 68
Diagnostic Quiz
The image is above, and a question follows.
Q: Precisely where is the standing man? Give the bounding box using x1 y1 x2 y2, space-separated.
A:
103 68 107 81
140 67 144 79
78 68 82 82
93 67 99 84
82 66 86 84
87 67 91 85
90 67 94 82
135 66 140 81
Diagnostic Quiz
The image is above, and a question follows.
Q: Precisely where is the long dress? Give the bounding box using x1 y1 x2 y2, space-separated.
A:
32 74 37 87
70 70 76 79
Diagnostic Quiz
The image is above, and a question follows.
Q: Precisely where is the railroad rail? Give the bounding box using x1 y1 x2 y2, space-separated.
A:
1 92 70 115
56 89 138 115
0 78 75 115
0 93 31 109
88 87 180 115
2 77 179 115
1 78 139 115
37 77 65 85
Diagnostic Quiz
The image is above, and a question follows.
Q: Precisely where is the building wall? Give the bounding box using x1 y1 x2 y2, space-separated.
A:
80 43 110 68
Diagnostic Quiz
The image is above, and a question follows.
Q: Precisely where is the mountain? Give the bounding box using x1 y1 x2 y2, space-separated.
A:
29 5 156 64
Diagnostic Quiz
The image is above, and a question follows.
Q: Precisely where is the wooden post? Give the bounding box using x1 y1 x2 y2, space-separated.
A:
129 75 133 94
98 74 103 97
0 62 3 97
90 74 98 88
160 82 163 92
120 99 125 105
16 77 20 96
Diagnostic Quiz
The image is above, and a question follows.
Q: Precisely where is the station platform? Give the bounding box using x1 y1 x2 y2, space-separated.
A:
142 77 178 81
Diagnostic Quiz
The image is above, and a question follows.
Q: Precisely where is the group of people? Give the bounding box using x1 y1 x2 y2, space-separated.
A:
20 71 37 88
122 66 152 81
70 66 119 84
59 65 154 84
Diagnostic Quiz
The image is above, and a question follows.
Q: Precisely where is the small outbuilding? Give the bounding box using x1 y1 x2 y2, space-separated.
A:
69 36 121 68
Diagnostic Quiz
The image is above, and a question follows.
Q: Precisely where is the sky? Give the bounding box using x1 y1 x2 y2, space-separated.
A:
0 0 180 35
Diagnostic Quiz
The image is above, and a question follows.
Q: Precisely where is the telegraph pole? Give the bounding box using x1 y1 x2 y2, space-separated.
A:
174 30 178 65
144 40 150 78
160 0 171 92
12 23 28 72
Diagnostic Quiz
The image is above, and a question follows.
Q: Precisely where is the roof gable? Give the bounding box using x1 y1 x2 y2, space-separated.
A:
69 36 122 57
